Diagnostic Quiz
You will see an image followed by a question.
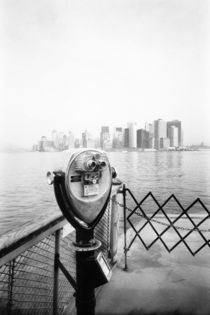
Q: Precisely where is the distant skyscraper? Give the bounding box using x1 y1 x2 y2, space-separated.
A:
63 134 69 149
82 131 87 148
38 136 47 151
57 132 65 151
128 122 137 148
100 126 111 150
169 126 178 147
137 129 149 149
154 119 167 150
167 120 182 147
181 128 184 147
82 130 94 148
51 130 58 149
113 127 123 149
160 137 170 149
124 128 129 148
145 123 154 148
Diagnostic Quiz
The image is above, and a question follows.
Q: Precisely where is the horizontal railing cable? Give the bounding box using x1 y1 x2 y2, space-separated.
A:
114 200 210 233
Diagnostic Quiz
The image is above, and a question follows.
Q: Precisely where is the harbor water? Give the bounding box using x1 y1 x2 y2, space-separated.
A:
0 150 210 239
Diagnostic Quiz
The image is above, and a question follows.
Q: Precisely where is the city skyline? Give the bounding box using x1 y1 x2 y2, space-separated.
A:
33 119 186 152
1 0 209 149
2 116 209 152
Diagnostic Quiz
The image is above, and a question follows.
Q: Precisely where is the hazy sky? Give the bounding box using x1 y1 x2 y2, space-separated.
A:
0 0 209 148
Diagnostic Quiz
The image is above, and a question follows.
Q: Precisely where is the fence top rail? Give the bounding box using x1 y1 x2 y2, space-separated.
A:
0 184 122 267
0 215 66 267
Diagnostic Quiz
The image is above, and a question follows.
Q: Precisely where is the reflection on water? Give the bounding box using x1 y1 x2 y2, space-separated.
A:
107 151 210 209
0 151 210 237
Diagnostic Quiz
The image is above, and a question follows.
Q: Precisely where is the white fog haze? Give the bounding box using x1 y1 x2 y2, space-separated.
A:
0 0 209 148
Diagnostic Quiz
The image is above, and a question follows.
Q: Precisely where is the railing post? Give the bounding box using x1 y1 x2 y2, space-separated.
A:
7 259 15 315
123 184 128 271
53 229 61 315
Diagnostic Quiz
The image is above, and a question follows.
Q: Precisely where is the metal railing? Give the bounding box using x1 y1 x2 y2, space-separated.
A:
2 182 209 312
0 217 72 315
0 186 123 315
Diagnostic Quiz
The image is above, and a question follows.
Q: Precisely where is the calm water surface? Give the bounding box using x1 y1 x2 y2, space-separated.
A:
0 151 210 238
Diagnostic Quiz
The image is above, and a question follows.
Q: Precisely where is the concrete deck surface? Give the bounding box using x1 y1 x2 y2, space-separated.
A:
96 223 210 315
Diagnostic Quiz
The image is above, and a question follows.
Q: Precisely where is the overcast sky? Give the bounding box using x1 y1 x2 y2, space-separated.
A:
0 0 209 148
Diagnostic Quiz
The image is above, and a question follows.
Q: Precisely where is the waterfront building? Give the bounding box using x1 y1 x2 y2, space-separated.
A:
137 129 149 149
100 126 111 150
137 129 143 148
154 119 167 150
181 128 184 147
82 130 87 148
124 128 129 148
167 120 182 147
169 126 178 147
112 127 123 149
82 130 95 148
38 136 55 152
57 132 66 151
145 123 154 148
63 135 69 150
128 122 137 148
160 137 170 149
38 136 47 151
51 130 58 149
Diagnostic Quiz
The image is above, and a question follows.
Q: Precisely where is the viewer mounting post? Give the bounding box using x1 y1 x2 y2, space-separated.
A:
48 149 116 315
75 229 98 315
122 184 128 271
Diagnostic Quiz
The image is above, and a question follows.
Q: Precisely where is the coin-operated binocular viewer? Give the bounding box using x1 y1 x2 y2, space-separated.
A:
48 149 114 315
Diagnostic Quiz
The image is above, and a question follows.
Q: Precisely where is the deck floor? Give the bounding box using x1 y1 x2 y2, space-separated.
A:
96 223 210 315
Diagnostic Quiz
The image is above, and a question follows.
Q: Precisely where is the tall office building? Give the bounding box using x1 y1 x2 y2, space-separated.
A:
63 134 69 149
145 123 154 148
51 130 58 149
169 126 178 147
167 120 182 147
113 127 123 149
57 132 65 151
154 119 167 150
160 137 170 149
181 128 184 147
128 122 137 148
38 136 47 151
137 129 149 149
100 126 111 150
124 128 129 148
82 130 94 148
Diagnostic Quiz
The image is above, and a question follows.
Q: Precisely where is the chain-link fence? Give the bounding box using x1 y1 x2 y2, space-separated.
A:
0 196 113 315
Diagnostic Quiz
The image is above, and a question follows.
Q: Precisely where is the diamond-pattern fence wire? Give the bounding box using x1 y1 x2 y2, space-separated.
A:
12 235 55 314
0 200 111 315
0 263 10 314
124 189 210 256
